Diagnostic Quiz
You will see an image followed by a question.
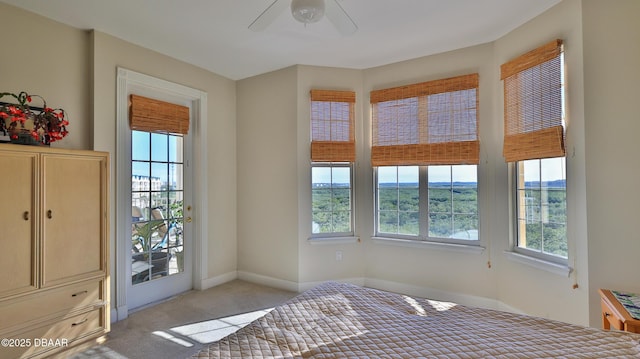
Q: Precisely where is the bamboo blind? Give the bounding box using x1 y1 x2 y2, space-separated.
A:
310 90 356 162
501 39 565 162
129 94 190 135
370 73 479 166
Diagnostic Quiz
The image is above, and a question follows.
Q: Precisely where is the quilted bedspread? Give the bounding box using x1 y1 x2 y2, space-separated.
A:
192 282 640 358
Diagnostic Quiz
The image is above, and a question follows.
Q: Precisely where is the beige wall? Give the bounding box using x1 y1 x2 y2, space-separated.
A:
236 67 299 285
0 4 91 150
582 0 640 326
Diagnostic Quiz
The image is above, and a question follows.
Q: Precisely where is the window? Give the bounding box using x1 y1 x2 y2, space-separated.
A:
310 90 356 237
377 166 419 236
515 158 566 259
376 165 478 242
371 74 480 244
428 165 478 240
312 163 353 234
501 39 567 262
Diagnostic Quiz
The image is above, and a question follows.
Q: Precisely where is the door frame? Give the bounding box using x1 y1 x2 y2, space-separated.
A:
114 68 208 321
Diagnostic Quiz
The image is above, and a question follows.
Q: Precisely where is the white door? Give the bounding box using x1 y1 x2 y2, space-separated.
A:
127 129 193 309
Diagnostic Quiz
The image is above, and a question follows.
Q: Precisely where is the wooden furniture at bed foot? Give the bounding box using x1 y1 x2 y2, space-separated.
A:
599 289 640 334
0 144 110 359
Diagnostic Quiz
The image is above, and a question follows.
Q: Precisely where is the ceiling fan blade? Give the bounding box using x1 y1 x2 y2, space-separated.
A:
325 0 358 36
249 0 289 32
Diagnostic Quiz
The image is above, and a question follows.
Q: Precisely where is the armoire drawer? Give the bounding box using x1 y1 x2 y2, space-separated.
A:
0 279 103 331
2 307 105 359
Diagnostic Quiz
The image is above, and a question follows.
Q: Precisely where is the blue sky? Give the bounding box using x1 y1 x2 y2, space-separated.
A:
132 131 183 185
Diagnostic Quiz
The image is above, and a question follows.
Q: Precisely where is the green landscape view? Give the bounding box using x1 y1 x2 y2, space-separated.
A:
312 180 567 258
378 183 478 239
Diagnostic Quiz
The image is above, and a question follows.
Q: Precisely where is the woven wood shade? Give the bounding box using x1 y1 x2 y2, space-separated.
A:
129 94 190 135
370 74 479 166
310 90 356 162
501 39 564 162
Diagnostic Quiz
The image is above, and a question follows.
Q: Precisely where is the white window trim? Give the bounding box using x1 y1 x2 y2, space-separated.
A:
307 236 360 245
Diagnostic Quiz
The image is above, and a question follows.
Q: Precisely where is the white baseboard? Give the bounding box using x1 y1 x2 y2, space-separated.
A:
237 272 367 293
198 271 238 290
237 271 300 292
112 304 128 323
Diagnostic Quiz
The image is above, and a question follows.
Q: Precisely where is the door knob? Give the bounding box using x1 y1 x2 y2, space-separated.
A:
186 217 192 223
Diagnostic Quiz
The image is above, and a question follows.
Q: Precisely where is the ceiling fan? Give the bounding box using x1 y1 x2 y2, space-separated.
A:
249 0 358 36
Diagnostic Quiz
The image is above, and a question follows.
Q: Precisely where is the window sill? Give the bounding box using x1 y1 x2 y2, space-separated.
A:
307 236 360 245
503 250 572 277
372 236 485 254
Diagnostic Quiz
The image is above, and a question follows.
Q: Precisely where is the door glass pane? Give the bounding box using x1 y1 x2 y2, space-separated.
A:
169 163 183 190
132 131 150 161
151 133 168 162
132 131 184 285
169 135 183 163
151 163 168 186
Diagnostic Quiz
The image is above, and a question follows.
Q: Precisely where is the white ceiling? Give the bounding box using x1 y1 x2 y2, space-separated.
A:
1 0 561 80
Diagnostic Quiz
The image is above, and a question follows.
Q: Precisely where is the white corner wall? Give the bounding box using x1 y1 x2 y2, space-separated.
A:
492 0 589 325
236 67 300 290
582 0 640 326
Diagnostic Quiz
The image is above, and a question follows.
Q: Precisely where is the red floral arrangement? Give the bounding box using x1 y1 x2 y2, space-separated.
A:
0 91 69 145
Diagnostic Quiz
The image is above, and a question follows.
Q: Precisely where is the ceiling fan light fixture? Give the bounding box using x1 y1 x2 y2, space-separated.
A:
291 0 325 24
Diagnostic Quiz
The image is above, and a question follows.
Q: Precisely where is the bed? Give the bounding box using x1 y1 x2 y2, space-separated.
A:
192 281 640 358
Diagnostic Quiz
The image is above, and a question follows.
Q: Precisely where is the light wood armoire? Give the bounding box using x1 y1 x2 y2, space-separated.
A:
0 143 110 359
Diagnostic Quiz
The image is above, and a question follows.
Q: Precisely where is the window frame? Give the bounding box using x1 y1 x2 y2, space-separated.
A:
310 161 355 239
512 157 568 265
374 164 480 246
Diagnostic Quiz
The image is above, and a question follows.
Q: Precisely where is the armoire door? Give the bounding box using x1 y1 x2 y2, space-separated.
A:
0 150 38 297
41 153 108 287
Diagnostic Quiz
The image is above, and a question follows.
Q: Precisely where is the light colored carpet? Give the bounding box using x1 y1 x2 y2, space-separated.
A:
69 280 298 359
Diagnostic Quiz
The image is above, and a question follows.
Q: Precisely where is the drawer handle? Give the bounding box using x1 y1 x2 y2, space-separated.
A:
23 211 29 221
72 290 88 297
71 318 88 327
47 210 53 219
